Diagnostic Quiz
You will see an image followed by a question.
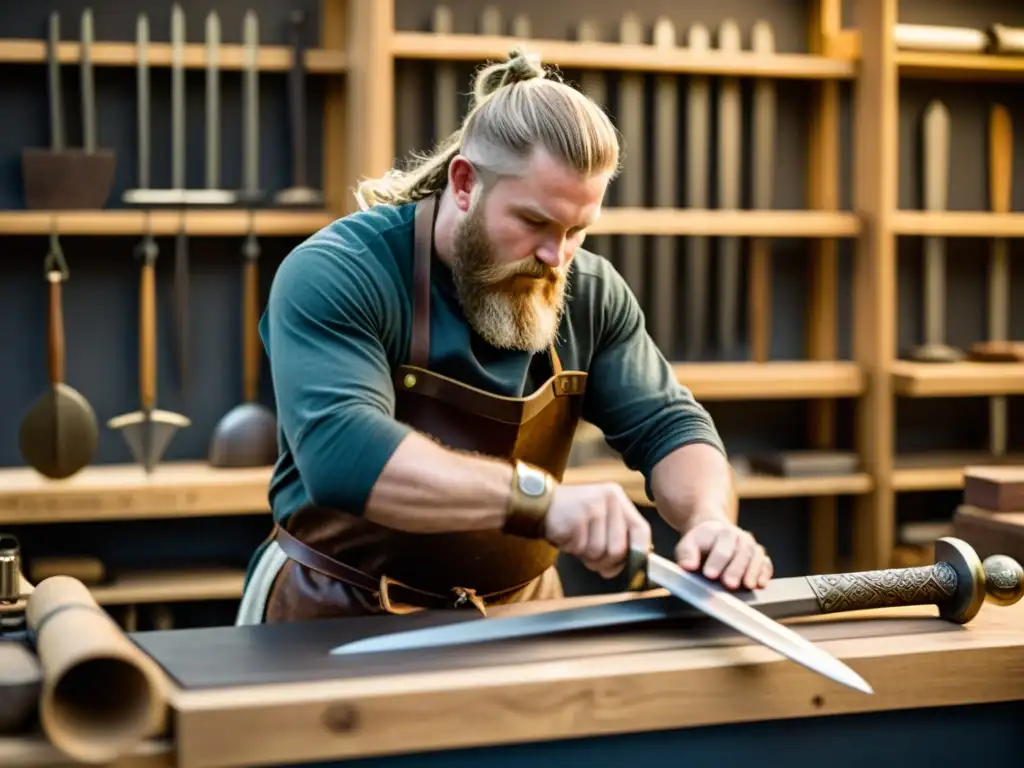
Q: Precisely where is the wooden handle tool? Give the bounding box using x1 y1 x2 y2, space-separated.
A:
716 20 742 358
651 17 679 357
748 21 776 363
987 104 1013 457
910 100 962 363
18 236 98 479
107 228 190 473
685 23 711 360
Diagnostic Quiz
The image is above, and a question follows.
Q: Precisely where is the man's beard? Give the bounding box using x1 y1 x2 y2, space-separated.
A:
449 205 568 353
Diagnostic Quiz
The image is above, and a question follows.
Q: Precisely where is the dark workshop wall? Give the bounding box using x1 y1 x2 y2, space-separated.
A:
0 0 1023 617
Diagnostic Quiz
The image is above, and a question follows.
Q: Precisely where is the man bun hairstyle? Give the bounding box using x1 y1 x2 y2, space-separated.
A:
354 49 621 209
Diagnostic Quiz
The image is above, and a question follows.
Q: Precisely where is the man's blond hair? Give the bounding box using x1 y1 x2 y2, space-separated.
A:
354 49 621 209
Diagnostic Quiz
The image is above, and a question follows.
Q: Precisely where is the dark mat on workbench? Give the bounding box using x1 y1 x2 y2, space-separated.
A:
128 601 959 690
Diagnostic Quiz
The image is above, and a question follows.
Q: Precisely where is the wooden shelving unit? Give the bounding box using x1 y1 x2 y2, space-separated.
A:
891 361 1024 398
390 30 857 78
897 51 1024 81
893 211 1024 237
0 210 333 237
90 569 245 606
587 209 860 237
0 462 271 525
673 361 863 400
0 459 873 525
892 452 1024 492
0 38 348 72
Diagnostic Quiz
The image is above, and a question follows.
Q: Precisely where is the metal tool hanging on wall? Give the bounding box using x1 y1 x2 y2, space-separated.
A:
651 17 679 358
615 14 646 304
22 9 115 210
275 10 324 207
18 234 99 480
123 5 237 208
982 104 1014 458
209 10 278 469
109 12 190 473
107 227 191 473
716 19 742 360
909 101 962 363
748 21 776 363
685 23 710 361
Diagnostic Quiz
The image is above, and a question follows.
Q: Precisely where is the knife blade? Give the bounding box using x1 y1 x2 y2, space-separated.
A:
331 546 876 692
626 546 872 694
328 537 1021 696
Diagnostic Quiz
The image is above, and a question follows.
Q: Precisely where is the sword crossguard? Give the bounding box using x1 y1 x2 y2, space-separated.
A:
622 542 653 592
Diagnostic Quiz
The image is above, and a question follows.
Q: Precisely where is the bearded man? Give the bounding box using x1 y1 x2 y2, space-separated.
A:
236 50 773 625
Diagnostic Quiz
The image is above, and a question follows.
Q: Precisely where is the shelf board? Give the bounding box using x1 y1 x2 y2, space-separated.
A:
893 452 1024 492
0 38 347 73
0 462 271 525
898 50 1024 81
891 360 1024 397
0 209 332 236
893 211 1024 237
390 31 856 79
0 209 857 239
563 459 872 502
673 361 864 400
90 568 245 605
588 209 860 238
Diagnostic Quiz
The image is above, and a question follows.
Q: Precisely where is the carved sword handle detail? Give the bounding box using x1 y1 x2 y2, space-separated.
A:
807 562 958 613
807 547 1023 624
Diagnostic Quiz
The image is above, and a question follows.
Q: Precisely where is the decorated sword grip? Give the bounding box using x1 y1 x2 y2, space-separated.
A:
806 537 1023 625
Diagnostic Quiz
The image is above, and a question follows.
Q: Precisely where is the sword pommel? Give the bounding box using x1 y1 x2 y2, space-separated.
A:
981 553 1024 607
805 537 1022 625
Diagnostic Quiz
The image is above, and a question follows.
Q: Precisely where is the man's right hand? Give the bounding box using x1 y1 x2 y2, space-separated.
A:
543 483 652 579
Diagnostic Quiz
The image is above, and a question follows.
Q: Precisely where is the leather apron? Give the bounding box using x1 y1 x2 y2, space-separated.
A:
263 193 588 622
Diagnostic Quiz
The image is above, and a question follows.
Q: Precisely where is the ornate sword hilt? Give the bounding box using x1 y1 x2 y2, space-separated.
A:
806 537 1023 625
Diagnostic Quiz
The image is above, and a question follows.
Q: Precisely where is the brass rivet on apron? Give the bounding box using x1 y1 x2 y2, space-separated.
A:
403 374 417 388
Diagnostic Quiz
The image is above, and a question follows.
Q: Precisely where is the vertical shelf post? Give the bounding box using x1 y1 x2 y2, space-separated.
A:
850 0 899 570
806 0 843 574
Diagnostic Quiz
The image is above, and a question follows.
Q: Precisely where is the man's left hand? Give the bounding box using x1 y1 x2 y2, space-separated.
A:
675 518 772 590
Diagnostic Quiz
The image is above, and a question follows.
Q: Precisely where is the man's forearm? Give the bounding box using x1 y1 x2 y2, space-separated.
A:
363 432 515 533
650 442 737 532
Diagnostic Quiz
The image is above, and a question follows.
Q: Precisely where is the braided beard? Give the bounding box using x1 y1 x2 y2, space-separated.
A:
450 204 567 353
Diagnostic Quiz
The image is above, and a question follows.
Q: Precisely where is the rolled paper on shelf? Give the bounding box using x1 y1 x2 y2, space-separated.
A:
25 575 168 764
989 23 1024 54
894 23 989 53
0 640 42 735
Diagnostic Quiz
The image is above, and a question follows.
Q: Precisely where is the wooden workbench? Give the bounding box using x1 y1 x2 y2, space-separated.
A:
3 591 1023 768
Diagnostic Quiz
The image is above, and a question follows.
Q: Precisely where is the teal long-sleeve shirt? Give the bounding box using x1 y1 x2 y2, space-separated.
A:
260 200 725 524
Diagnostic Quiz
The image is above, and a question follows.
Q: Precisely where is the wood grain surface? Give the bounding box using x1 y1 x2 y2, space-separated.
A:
163 599 1024 768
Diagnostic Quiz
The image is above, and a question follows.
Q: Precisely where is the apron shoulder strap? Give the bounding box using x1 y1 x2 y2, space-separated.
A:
549 345 562 374
409 195 436 368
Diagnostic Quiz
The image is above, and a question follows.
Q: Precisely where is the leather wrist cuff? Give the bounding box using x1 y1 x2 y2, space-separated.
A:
502 460 554 539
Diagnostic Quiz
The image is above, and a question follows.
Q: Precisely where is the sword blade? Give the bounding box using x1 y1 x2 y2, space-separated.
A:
329 595 684 656
644 552 873 694
329 573 842 662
